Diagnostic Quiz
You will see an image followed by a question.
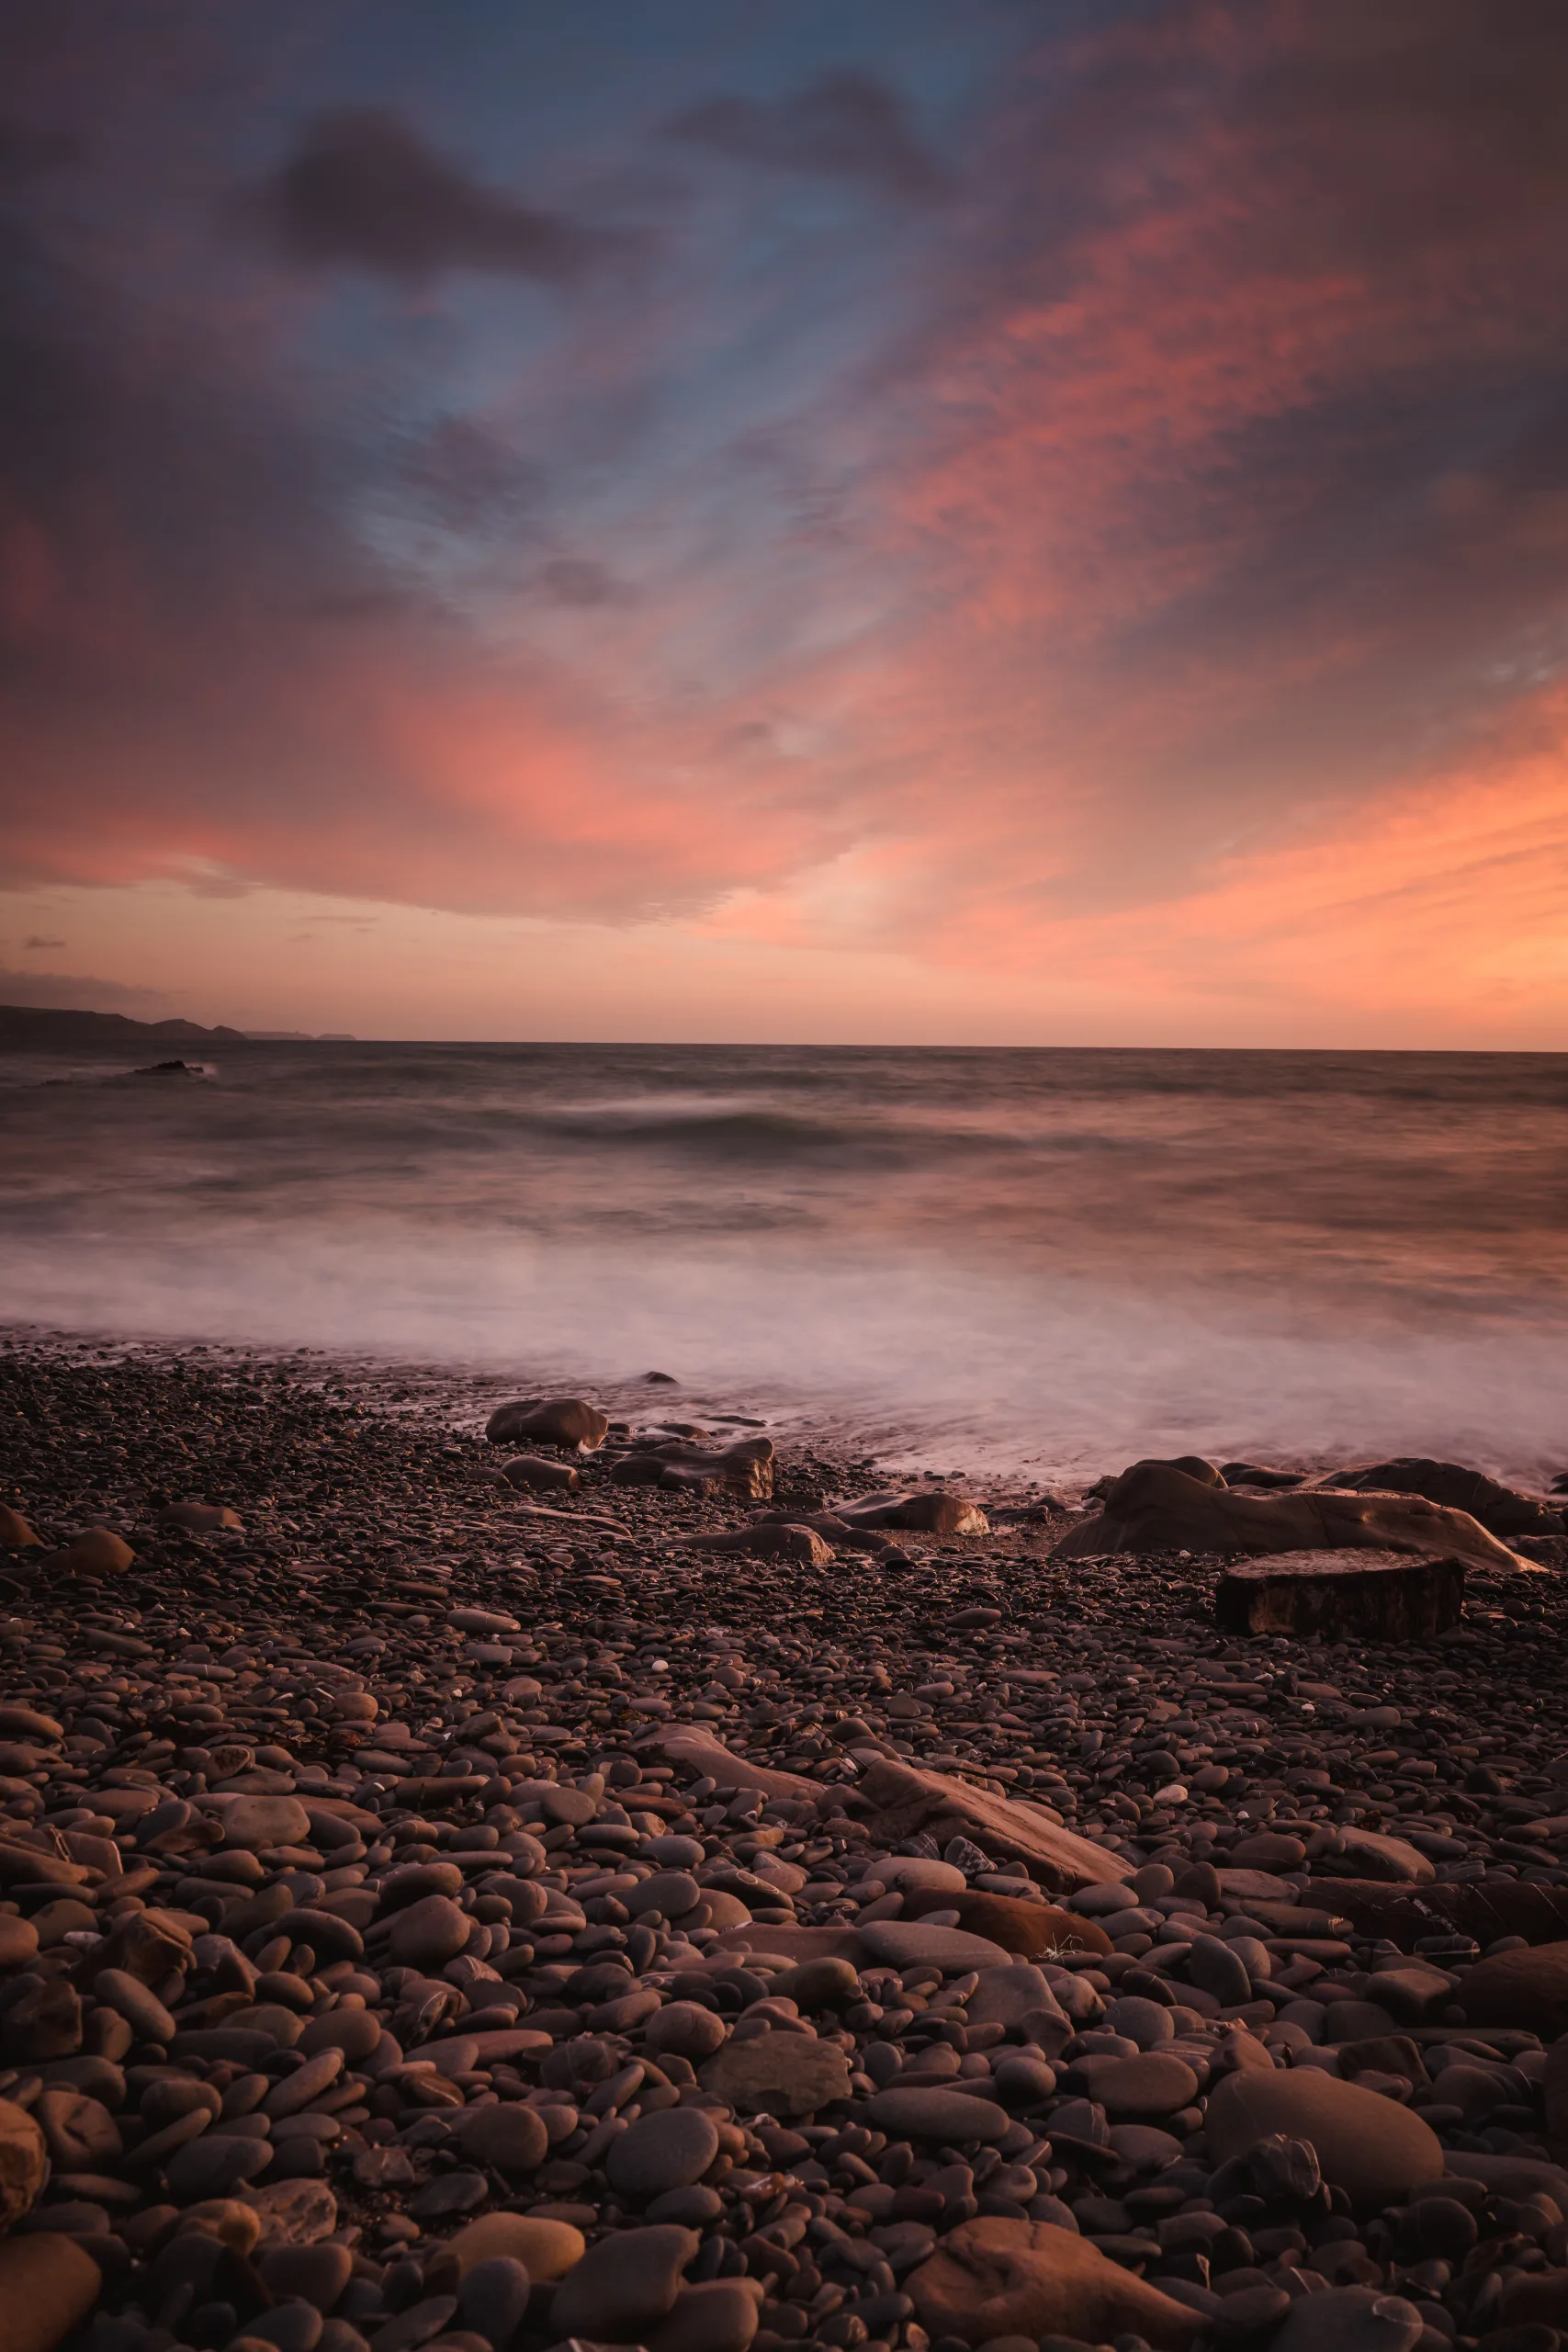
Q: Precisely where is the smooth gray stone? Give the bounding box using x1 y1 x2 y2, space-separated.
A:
1272 2287 1423 2352
605 2107 720 2199
864 2085 1010 2143
857 1920 1009 1972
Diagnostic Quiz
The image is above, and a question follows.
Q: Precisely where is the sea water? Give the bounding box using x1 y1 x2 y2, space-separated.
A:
3 1041 1565 1484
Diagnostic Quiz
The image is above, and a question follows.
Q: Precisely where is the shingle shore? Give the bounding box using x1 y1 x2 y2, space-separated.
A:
4 1340 1568 2352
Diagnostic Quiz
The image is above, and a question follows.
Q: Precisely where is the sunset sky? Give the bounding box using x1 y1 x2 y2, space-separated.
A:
4 0 1567 1043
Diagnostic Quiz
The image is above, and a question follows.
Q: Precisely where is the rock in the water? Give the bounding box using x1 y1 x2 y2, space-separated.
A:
483 1397 608 1452
0 2234 101 2352
1054 1459 1524 1572
606 2108 721 2199
908 2217 1199 2348
700 2032 852 2117
551 2223 697 2340
1215 1548 1466 1640
0 2098 48 2231
1205 2067 1443 2210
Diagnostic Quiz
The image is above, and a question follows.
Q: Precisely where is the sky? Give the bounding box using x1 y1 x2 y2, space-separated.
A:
3 0 1568 1045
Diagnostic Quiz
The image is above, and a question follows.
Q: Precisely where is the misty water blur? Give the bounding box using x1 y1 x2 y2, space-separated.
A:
3 1041 1565 1483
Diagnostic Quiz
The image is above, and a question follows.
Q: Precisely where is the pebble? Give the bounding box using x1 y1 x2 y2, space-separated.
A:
606 2107 720 2198
452 2101 547 2173
701 2031 852 2116
6 1341 1568 2352
0 2098 47 2229
865 2085 1010 2143
908 2217 1199 2347
1205 2067 1444 2208
550 2223 697 2340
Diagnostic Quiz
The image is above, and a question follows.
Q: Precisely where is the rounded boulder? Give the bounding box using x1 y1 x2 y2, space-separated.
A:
1205 2066 1442 2211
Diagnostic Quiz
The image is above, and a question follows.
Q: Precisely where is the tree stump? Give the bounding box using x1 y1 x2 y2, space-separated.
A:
1215 1547 1464 1639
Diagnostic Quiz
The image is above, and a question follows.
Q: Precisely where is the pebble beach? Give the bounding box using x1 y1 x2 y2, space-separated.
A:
5 1340 1568 2352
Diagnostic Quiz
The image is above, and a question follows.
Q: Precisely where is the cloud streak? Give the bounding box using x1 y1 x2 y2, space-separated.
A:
243 107 635 284
2 0 1567 1038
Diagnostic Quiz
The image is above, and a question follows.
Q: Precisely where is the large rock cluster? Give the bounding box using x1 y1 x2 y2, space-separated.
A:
2 1345 1568 2352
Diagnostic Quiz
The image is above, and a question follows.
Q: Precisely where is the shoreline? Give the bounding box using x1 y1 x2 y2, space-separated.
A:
4 1338 1568 2352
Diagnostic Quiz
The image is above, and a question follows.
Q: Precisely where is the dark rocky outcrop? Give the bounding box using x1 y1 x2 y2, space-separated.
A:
1314 1456 1564 1538
1054 1459 1524 1572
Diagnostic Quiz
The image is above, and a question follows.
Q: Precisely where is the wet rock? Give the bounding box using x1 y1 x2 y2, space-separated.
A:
551 2223 697 2341
1206 2066 1443 2210
1055 1459 1525 1572
1215 1548 1466 1640
908 2216 1199 2348
0 1509 40 1548
484 1396 609 1450
1323 1456 1564 1539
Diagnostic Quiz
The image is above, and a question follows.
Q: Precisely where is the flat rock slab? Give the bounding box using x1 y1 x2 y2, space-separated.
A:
853 1754 1134 1893
700 2031 852 2117
1317 1880 1568 1948
857 1919 1011 1972
710 1925 863 1964
1215 1548 1466 1640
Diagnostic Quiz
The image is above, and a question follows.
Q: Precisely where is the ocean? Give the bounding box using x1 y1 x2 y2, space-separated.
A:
3 1039 1565 1486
